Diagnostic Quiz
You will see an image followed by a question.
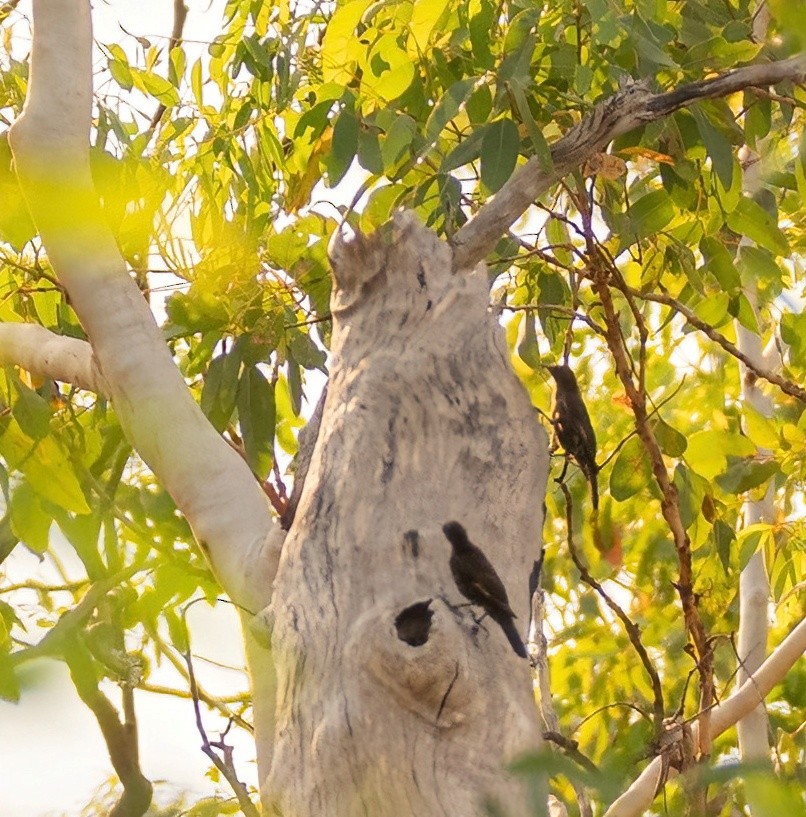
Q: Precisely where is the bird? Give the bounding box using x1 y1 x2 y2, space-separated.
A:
442 521 528 659
547 364 599 511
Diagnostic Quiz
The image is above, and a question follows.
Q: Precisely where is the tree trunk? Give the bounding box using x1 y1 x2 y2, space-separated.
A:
261 212 549 816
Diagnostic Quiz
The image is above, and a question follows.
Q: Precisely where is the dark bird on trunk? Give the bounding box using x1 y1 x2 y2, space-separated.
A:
547 364 599 511
442 521 528 659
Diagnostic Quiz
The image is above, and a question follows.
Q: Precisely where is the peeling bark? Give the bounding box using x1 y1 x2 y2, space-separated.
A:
264 213 549 816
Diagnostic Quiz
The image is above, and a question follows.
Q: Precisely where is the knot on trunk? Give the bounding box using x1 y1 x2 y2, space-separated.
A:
348 597 478 728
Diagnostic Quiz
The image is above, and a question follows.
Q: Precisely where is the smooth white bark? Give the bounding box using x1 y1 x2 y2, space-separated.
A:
7 0 277 615
733 1 775 776
604 615 806 817
0 322 107 394
735 282 774 768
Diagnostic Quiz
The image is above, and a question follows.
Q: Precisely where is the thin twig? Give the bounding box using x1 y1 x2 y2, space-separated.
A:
625 285 806 403
146 0 188 134
559 482 665 744
543 731 600 775
181 600 260 817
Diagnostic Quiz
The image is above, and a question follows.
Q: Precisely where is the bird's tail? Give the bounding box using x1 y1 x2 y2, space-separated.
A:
490 611 528 659
589 468 599 511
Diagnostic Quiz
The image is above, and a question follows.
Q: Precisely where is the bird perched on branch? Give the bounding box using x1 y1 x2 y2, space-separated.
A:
442 521 528 659
547 364 599 511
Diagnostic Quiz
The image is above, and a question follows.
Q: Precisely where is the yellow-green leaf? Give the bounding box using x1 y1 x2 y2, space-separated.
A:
322 0 371 84
686 430 755 480
0 420 90 514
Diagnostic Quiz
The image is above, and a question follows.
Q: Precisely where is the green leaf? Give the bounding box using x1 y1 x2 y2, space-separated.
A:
516 312 541 369
480 119 520 193
737 524 772 571
441 125 488 173
674 464 705 529
288 332 327 372
165 608 189 653
287 359 303 416
357 125 384 174
425 77 479 143
0 136 37 249
768 0 804 49
9 482 51 554
321 0 371 84
693 291 730 328
610 436 653 501
237 367 275 480
713 519 735 574
138 71 180 106
274 374 303 456
736 245 784 288
743 405 778 450
716 458 779 494
729 292 759 333
692 107 733 189
628 189 675 243
700 237 739 290
469 0 495 69
11 380 52 441
325 109 359 187
191 58 204 107
726 197 789 256
536 271 569 350
408 0 449 55
781 313 806 368
0 654 19 703
108 53 133 90
506 79 552 171
381 114 416 170
651 417 687 457
361 36 414 102
200 351 241 433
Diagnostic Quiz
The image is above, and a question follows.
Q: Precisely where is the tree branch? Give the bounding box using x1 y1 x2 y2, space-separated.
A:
624 289 806 403
145 0 188 135
7 0 278 613
64 636 153 817
0 322 108 394
593 255 716 759
604 615 806 817
451 54 806 270
183 639 260 817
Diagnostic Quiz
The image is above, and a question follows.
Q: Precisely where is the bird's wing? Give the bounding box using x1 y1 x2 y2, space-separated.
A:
468 578 516 618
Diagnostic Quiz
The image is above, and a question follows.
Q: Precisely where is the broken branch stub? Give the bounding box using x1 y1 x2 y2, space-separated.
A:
264 211 549 816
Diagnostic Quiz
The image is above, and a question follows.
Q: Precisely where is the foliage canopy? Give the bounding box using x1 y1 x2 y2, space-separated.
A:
0 0 804 813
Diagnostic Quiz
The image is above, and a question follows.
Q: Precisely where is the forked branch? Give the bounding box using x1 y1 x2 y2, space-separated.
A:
452 54 806 270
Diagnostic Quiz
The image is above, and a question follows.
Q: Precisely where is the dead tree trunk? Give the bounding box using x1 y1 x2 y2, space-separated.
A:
261 212 549 816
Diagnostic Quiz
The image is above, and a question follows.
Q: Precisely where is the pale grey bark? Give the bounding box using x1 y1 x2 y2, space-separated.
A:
263 213 549 816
